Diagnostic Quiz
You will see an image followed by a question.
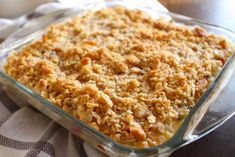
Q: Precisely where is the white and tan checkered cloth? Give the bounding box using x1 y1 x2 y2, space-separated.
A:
0 1 168 157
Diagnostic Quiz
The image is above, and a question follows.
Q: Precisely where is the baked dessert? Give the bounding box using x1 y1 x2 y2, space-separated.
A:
4 7 235 147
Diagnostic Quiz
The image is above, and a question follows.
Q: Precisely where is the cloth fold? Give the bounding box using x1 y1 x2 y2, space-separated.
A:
0 107 85 157
0 1 168 157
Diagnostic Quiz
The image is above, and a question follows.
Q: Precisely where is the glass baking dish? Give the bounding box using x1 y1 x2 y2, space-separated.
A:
0 0 235 156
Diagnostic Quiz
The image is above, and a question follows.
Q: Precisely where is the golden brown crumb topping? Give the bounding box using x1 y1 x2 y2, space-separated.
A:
4 7 235 147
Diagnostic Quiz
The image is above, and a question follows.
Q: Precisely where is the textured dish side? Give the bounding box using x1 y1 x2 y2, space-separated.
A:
3 6 235 148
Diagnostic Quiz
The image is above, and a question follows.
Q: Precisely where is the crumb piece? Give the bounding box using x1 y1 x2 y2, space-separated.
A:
130 67 142 74
115 61 128 73
81 57 91 65
147 115 156 124
129 79 139 89
98 92 113 108
130 122 146 140
132 44 145 52
82 84 99 97
82 39 97 46
194 27 207 37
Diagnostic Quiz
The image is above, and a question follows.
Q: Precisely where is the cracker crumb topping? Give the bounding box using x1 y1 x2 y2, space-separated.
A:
4 7 234 147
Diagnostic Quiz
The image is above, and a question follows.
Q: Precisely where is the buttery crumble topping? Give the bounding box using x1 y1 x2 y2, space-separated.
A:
4 7 235 147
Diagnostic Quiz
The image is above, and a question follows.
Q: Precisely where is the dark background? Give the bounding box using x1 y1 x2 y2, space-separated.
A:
159 0 235 157
159 0 235 31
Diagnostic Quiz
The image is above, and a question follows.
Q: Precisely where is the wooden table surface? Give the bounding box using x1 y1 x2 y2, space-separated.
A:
159 0 235 157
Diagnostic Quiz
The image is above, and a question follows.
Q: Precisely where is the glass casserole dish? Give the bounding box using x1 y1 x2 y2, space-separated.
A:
0 0 235 156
